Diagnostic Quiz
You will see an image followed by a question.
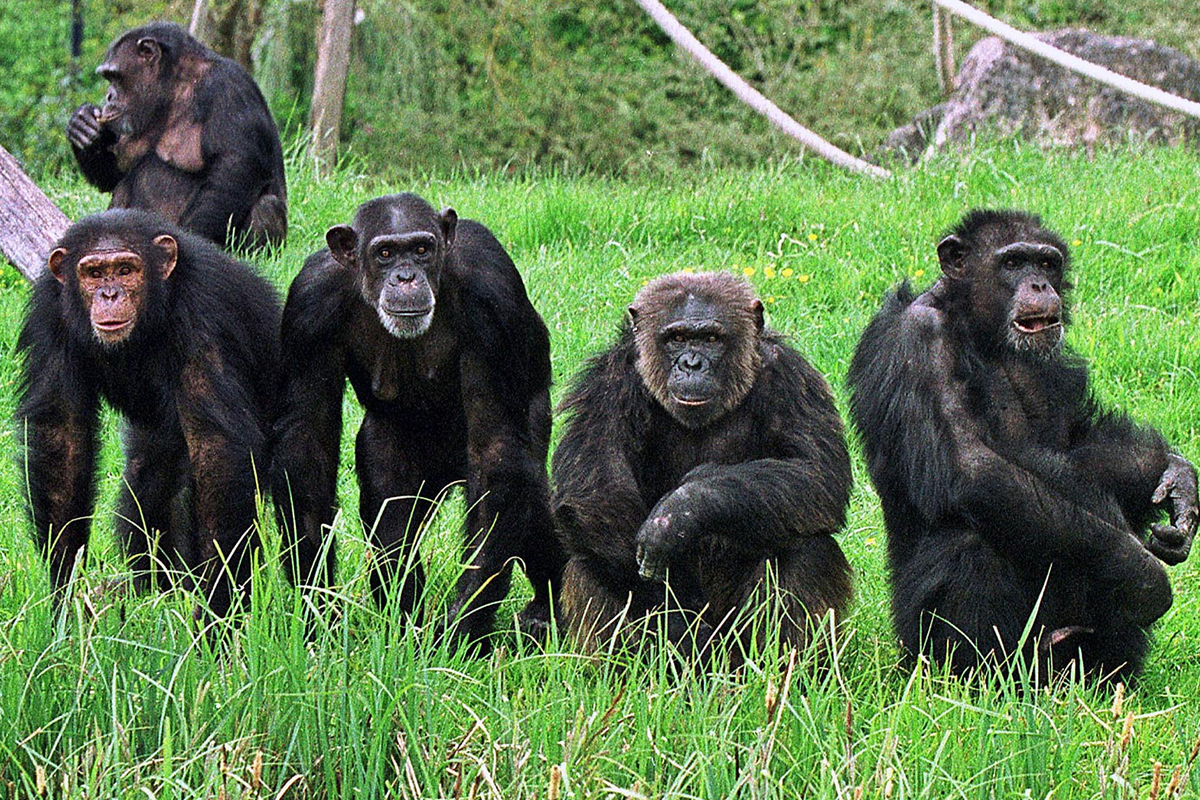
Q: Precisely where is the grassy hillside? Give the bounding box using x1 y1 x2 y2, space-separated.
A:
0 146 1198 796
4 0 1200 177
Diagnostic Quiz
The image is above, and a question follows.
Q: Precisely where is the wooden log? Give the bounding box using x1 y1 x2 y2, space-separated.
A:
0 146 71 281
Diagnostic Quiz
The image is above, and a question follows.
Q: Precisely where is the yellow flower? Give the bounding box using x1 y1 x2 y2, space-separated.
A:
682 266 696 274
766 296 776 304
781 267 794 278
807 233 818 241
764 266 777 279
913 269 925 278
798 274 811 283
1072 239 1082 247
742 267 756 278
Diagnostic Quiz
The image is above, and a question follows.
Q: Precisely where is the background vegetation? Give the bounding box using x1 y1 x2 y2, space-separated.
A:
3 0 1200 177
0 146 1198 797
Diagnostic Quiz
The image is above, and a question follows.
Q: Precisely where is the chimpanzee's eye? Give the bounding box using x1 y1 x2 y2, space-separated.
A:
416 245 428 256
378 247 393 259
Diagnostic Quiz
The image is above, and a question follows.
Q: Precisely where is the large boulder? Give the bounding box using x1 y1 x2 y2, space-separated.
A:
882 28 1200 160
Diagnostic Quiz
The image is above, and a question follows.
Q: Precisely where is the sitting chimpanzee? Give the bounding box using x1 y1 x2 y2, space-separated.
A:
66 22 287 252
552 272 853 662
18 210 281 620
848 209 1197 682
271 193 564 646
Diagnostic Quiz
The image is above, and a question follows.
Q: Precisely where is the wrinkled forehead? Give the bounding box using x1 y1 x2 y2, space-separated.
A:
976 221 1063 254
672 292 724 320
356 197 438 237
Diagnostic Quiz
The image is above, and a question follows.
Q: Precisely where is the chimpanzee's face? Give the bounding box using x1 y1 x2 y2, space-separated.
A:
326 194 458 340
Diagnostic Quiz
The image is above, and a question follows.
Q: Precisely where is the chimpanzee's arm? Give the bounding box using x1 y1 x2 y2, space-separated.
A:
67 103 124 192
180 76 278 247
552 345 653 590
16 285 101 593
1068 404 1196 564
853 293 1159 577
175 347 268 618
635 349 851 580
270 258 348 589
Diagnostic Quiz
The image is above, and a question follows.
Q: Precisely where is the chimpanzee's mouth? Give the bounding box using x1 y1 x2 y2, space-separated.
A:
94 319 132 332
385 306 433 317
672 394 712 407
1011 315 1061 335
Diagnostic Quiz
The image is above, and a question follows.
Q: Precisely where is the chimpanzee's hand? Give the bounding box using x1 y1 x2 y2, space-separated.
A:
635 485 704 582
1150 453 1198 565
67 104 104 151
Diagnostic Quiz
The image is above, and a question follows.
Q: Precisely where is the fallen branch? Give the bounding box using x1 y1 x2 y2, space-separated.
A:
0 146 71 281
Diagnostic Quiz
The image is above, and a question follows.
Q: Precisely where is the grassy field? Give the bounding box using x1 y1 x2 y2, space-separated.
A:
1 145 1199 798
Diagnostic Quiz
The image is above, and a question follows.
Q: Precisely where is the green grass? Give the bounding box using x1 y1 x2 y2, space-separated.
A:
2 145 1200 798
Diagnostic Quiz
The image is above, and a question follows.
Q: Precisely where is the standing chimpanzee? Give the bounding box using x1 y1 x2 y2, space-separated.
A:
848 209 1197 683
66 22 287 252
552 272 853 662
270 193 564 646
18 209 281 620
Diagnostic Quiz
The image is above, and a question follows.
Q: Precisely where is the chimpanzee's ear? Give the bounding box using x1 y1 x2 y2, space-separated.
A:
136 36 162 63
439 207 458 247
326 225 358 269
48 248 69 285
153 235 178 280
936 234 967 280
751 299 764 332
627 306 639 332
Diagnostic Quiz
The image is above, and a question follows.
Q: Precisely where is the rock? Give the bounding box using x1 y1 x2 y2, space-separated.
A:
881 28 1200 161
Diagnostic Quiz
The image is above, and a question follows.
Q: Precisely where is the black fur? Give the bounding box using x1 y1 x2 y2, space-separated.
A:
552 272 852 663
67 21 287 251
17 209 281 619
848 209 1196 683
270 193 564 646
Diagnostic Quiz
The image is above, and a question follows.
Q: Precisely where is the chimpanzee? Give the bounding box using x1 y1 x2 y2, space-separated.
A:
848 209 1197 682
17 209 281 620
552 272 853 662
270 192 564 645
66 21 287 252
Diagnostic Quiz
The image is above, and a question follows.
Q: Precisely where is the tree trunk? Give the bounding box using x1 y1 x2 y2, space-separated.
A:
310 0 356 176
191 0 264 73
0 146 70 282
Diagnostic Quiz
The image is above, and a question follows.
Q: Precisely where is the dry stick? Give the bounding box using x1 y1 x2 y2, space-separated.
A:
933 0 1200 119
630 0 891 179
0 145 70 281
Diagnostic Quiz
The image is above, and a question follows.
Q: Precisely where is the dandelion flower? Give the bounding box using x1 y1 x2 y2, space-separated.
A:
798 274 811 283
743 266 756 278
781 267 794 278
